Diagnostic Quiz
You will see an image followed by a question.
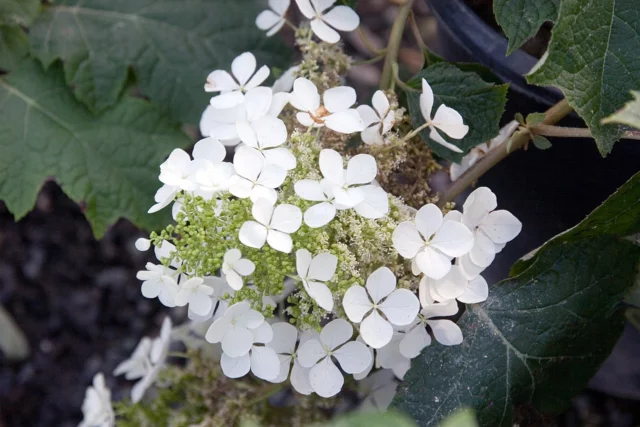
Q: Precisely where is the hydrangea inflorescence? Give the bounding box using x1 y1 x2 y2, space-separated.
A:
83 0 523 421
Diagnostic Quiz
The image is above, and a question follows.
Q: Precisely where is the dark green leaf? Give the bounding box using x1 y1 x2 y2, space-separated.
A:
494 0 557 55
392 171 640 426
532 135 551 149
525 112 546 126
0 0 40 26
422 50 503 86
0 59 190 237
29 0 292 122
406 63 508 162
527 0 640 156
0 25 28 71
602 90 640 130
335 0 358 9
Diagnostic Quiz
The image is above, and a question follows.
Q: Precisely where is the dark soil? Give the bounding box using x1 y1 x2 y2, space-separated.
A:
0 182 169 427
463 0 553 58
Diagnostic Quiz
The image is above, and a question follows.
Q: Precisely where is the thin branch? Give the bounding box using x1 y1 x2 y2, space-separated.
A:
392 62 419 93
438 99 573 206
380 0 415 90
357 27 384 56
408 12 428 67
352 53 386 66
533 123 640 140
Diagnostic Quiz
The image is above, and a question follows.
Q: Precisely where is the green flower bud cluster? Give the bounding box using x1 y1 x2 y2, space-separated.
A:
294 26 351 92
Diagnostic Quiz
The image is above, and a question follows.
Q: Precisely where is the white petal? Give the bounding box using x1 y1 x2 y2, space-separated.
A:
135 238 150 251
234 259 255 276
270 204 303 233
323 4 360 30
222 325 254 357
295 180 326 202
270 0 291 14
416 247 452 280
319 149 345 186
430 220 474 257
333 186 364 207
433 105 469 139
421 298 459 318
305 280 334 312
221 353 251 378
252 198 275 226
205 70 238 92
372 90 390 117
243 87 273 122
354 185 389 219
379 289 420 326
297 112 317 127
392 222 424 259
269 92 291 116
479 210 522 244
414 203 443 240
458 275 489 304
433 265 468 300
267 230 293 253
324 86 356 113
420 79 434 120
365 266 396 303
257 163 286 189
297 339 326 368
333 341 372 374
325 110 365 133
290 78 320 112
308 252 337 281
304 202 337 228
346 154 377 185
245 65 270 90
357 105 379 127
193 137 226 163
239 221 268 249
234 146 264 181
428 319 463 345
241 309 265 329
310 18 341 43
430 127 463 153
360 310 394 349
148 185 176 213
399 325 431 358
309 357 343 397
444 209 463 223
342 285 373 323
462 187 497 227
228 177 254 199
361 125 384 145
250 185 278 204
256 10 281 31
469 230 496 268
253 116 287 149
251 346 281 381
458 253 486 279
381 110 395 134
296 248 312 278
210 91 245 109
290 361 313 395
271 354 292 383
263 147 297 170
320 318 353 350
272 66 298 94
295 0 315 19
225 269 244 291
205 316 231 343
232 52 257 86
268 322 298 354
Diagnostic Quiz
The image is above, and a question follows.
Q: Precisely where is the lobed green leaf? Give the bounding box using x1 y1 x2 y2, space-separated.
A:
493 0 557 55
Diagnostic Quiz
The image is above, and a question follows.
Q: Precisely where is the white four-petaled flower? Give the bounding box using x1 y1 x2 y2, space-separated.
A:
205 301 266 357
205 52 270 109
256 0 291 36
297 319 372 397
230 146 286 204
357 90 395 145
220 322 281 381
290 78 365 134
420 265 488 304
343 267 419 348
419 78 469 153
296 249 337 311
266 323 315 395
239 199 302 253
295 0 360 44
174 277 215 316
393 203 473 280
222 249 256 291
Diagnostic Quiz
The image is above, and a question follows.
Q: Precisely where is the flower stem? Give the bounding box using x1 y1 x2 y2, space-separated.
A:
380 0 415 90
353 53 387 66
392 62 419 93
532 123 640 140
403 121 431 142
437 99 573 207
358 27 384 55
408 11 429 66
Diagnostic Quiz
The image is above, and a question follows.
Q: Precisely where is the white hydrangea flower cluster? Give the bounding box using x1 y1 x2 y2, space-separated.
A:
97 4 523 409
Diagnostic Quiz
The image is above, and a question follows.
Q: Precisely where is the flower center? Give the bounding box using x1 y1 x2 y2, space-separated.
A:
309 105 330 124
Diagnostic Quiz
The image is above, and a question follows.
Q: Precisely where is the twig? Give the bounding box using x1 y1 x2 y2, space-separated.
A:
353 53 386 66
392 62 419 93
380 0 415 90
438 99 573 206
357 27 385 56
532 123 640 140
408 12 428 67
